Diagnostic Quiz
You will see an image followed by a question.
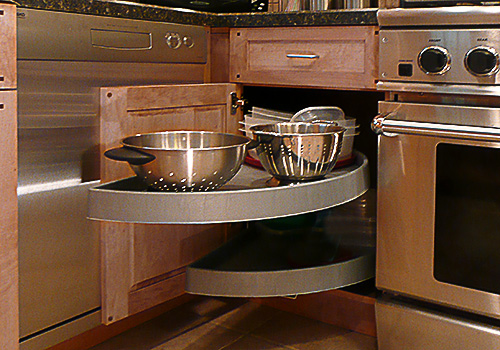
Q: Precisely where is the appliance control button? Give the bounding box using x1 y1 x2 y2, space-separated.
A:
465 46 499 77
183 36 195 48
166 32 182 49
398 63 413 77
418 46 451 75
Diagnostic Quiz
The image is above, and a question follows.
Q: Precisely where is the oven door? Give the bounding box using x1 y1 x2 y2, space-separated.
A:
374 101 500 320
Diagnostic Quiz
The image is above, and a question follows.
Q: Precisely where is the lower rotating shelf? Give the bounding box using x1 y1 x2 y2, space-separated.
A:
185 223 375 297
88 152 369 224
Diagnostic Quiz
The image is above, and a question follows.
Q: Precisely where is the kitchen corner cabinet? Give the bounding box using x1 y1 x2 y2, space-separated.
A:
0 4 18 350
95 81 373 324
229 26 379 90
95 24 378 325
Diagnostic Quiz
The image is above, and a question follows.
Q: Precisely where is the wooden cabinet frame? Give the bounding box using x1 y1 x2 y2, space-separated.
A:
97 23 379 331
0 8 381 348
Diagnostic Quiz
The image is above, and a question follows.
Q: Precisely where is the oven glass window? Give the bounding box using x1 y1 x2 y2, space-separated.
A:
434 143 500 294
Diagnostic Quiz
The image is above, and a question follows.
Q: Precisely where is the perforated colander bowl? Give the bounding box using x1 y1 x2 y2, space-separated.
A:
249 122 345 181
104 131 252 192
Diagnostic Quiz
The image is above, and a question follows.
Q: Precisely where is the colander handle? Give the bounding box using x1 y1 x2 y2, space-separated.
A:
104 147 156 166
247 140 259 149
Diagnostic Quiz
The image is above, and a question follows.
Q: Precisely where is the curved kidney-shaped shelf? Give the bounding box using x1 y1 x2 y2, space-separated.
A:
185 225 375 297
88 152 370 224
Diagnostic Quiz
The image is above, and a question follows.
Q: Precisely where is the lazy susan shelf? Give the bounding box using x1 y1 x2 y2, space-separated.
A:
185 225 375 297
88 152 369 224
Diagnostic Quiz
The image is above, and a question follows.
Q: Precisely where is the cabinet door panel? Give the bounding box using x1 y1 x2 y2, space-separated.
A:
131 224 225 285
99 83 241 324
126 105 226 134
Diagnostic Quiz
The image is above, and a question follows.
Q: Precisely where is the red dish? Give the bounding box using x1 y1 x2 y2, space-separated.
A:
244 153 356 170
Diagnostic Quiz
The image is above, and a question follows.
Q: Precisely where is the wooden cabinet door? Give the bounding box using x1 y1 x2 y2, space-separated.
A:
230 26 378 90
99 83 242 324
0 91 18 350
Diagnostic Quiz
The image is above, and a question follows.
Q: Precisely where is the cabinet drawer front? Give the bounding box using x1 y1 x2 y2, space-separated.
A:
230 26 378 90
0 4 16 89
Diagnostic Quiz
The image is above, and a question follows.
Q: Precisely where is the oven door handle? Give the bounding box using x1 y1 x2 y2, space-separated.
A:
372 113 500 142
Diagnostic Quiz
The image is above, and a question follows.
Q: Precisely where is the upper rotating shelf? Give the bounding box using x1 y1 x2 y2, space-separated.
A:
87 152 369 224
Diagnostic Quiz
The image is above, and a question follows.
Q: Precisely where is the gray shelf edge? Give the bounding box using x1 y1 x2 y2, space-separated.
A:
185 253 375 298
88 152 370 224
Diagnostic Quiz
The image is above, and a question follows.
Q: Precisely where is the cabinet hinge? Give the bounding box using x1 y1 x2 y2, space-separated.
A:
230 92 247 115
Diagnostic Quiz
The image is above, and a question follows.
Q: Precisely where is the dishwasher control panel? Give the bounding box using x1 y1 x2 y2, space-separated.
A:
17 8 207 63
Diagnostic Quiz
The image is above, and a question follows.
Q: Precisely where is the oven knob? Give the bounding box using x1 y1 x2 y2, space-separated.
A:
418 46 451 75
465 46 499 77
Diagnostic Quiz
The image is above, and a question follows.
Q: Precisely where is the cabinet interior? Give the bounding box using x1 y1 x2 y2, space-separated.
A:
242 86 384 186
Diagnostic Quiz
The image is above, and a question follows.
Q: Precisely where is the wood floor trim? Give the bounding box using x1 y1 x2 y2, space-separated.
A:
45 294 196 350
255 289 376 337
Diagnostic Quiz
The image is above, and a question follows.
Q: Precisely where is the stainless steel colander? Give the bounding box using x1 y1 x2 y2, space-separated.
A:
249 122 345 181
104 131 253 192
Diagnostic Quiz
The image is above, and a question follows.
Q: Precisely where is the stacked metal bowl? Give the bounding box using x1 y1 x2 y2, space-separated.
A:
249 121 345 181
241 106 358 168
289 107 359 163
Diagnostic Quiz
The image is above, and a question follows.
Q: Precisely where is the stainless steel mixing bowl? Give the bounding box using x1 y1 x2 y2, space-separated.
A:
249 122 345 181
104 131 253 192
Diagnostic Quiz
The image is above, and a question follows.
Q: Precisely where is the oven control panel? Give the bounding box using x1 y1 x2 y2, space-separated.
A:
379 29 500 85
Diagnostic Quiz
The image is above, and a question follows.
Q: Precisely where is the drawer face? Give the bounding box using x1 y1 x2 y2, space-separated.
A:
0 4 16 89
230 26 378 90
376 298 500 350
249 40 366 72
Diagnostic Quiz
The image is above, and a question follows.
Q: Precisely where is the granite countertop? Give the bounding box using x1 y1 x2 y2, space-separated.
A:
10 0 378 27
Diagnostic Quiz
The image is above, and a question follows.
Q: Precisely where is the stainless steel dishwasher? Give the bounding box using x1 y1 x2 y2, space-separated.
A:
16 8 207 350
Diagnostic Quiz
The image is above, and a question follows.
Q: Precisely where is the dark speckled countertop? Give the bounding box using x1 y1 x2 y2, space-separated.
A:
8 0 378 27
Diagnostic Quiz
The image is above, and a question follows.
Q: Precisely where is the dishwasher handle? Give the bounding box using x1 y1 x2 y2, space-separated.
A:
372 113 500 142
91 29 153 51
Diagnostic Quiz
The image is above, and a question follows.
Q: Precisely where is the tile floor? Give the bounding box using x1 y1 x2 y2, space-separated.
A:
89 297 377 350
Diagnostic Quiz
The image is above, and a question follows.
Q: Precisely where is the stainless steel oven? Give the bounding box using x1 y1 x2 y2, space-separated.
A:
374 7 500 349
375 102 500 314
